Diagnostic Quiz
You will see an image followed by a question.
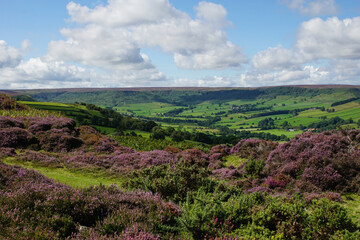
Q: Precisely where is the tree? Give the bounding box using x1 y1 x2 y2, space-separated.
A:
281 121 292 130
150 127 166 140
171 131 184 142
258 118 275 130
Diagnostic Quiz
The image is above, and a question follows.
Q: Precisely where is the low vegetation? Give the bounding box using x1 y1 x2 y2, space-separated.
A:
1 94 360 239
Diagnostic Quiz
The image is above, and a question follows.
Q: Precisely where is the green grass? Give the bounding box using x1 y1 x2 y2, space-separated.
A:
94 125 117 134
254 129 304 138
2 158 124 188
223 155 247 167
342 194 360 226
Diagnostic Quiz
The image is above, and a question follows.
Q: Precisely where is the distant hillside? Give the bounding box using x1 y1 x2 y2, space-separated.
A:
4 85 360 139
6 85 360 105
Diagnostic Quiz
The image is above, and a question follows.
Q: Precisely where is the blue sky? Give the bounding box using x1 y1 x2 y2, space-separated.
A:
0 0 360 89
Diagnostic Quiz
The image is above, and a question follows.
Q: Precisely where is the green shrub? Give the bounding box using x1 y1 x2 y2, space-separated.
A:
245 158 265 177
124 161 216 203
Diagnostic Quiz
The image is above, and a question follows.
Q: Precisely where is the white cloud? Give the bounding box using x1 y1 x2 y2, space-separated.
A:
0 40 22 68
66 0 177 27
240 66 330 87
253 17 360 71
0 40 169 89
251 16 360 86
195 1 228 27
170 75 235 87
48 25 155 71
296 17 360 60
280 0 338 16
0 56 92 89
48 0 246 73
133 1 246 69
252 45 305 70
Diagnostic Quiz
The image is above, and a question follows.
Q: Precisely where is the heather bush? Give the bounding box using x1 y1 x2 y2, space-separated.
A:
210 144 231 155
37 128 83 152
16 150 61 168
230 139 278 161
177 148 209 168
212 167 242 180
304 192 343 202
0 127 37 148
266 130 360 192
0 162 181 239
0 116 25 128
208 145 230 170
0 147 16 158
0 94 28 111
265 173 291 189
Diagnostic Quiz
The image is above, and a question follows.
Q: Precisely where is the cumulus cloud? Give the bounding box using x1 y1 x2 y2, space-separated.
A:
66 0 177 27
48 0 246 72
252 45 305 70
250 15 360 86
280 0 338 16
296 17 360 60
240 66 330 87
0 40 22 68
0 40 169 89
252 16 360 83
48 25 155 70
0 56 93 89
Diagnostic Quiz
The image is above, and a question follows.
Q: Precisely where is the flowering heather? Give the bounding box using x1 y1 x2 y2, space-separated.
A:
16 150 60 167
210 144 231 155
177 148 209 167
212 167 242 180
0 162 180 239
304 192 343 203
0 147 16 158
208 145 231 169
62 149 177 176
266 130 360 191
0 127 37 148
230 139 278 160
0 94 28 111
0 116 25 128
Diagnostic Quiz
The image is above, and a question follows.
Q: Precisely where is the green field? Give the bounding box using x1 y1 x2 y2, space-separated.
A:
14 87 360 139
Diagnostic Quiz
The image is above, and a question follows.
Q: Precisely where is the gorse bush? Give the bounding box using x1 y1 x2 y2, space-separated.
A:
112 135 210 152
125 161 216 203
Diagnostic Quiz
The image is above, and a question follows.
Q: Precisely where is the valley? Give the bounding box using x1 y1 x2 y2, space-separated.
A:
1 87 360 239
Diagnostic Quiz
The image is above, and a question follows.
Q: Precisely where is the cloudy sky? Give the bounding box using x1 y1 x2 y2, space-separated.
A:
0 0 360 89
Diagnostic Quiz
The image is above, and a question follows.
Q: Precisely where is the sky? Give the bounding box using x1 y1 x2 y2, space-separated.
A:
0 0 360 89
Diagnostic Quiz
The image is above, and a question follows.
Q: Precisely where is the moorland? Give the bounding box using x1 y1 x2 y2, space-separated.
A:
1 86 360 239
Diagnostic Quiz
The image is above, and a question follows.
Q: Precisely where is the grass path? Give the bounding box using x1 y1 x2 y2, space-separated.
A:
2 159 124 188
